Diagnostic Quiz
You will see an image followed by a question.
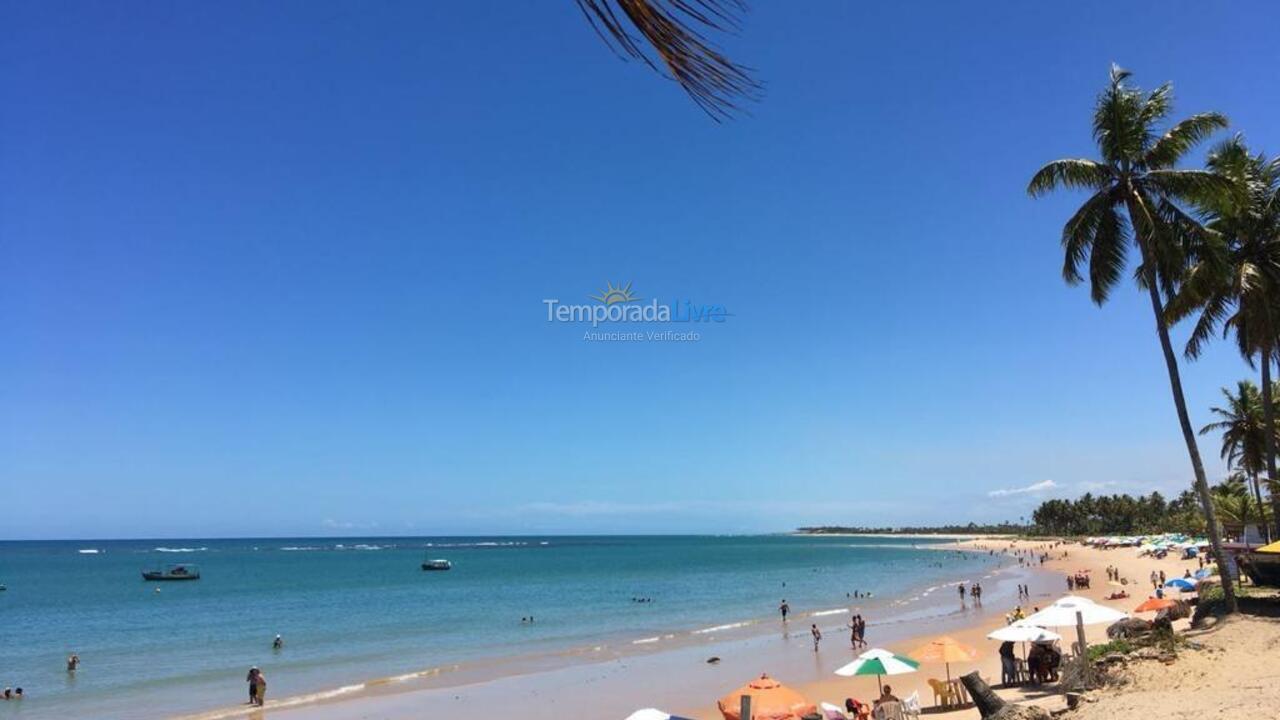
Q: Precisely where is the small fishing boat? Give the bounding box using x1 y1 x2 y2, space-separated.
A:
421 558 452 571
142 564 201 581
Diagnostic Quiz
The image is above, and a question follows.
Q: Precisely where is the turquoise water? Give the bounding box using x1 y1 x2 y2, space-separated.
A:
0 535 1003 719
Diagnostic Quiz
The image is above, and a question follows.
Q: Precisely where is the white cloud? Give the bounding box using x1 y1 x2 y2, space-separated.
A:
987 480 1057 498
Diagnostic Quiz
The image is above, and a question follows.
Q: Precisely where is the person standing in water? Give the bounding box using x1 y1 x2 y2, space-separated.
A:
273 634 283 650
254 670 266 706
779 599 789 622
810 624 822 651
67 654 79 672
246 667 260 705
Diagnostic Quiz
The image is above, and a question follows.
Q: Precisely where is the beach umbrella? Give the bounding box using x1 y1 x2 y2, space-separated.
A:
626 711 694 720
1193 568 1213 580
834 648 920 692
1022 596 1127 627
986 622 1061 644
1164 578 1197 592
1133 597 1177 613
716 674 814 720
908 635 977 684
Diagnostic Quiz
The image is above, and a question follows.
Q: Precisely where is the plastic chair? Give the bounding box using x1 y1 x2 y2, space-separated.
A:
901 691 922 719
872 701 905 720
926 678 954 707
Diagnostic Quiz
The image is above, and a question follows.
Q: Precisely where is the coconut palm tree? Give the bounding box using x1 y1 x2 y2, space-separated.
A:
1171 136 1280 538
1027 65 1237 611
1200 380 1273 540
576 0 761 119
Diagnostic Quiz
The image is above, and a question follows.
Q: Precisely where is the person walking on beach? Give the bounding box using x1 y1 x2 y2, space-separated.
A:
856 615 866 646
253 670 266 706
848 615 860 648
810 624 822 652
246 667 260 705
779 599 789 622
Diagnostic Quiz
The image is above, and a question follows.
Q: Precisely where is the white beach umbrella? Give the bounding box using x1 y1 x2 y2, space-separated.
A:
986 622 1062 643
625 710 693 720
1023 595 1126 627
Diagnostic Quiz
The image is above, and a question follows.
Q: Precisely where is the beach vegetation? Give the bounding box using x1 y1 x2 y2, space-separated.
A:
1170 135 1280 540
1029 65 1238 612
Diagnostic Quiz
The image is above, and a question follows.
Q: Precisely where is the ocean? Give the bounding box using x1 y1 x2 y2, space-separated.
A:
0 535 1010 719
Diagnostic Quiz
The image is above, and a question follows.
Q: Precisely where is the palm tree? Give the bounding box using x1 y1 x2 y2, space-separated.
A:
1171 136 1280 538
1200 380 1272 541
576 0 761 119
1027 65 1237 612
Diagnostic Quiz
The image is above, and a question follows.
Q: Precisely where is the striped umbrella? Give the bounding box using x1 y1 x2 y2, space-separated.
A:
834 648 920 692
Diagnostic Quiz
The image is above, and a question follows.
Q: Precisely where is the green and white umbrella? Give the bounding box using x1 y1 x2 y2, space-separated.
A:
834 648 920 692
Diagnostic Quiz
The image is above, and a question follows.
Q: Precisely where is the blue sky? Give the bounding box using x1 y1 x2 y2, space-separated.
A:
4 2 1280 539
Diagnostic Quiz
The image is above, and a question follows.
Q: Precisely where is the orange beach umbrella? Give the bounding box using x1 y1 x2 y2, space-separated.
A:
717 674 815 720
1133 597 1177 613
908 635 978 683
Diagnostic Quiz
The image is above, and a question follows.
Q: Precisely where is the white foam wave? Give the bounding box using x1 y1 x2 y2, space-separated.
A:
78 548 101 554
154 547 207 553
810 608 848 617
693 621 752 635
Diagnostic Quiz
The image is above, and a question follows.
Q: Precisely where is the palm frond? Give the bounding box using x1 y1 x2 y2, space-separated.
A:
1145 113 1229 169
575 0 761 120
1027 159 1113 197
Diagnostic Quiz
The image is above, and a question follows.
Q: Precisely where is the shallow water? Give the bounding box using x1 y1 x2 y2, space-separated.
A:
0 535 1005 719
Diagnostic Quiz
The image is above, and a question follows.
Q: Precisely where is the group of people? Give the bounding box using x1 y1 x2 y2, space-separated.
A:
958 582 983 605
1015 583 1030 600
842 685 901 719
847 614 867 647
2 688 23 701
1065 572 1091 590
245 666 267 706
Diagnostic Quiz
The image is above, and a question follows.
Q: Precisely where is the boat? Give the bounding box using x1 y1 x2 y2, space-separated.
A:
142 564 201 581
421 558 452 571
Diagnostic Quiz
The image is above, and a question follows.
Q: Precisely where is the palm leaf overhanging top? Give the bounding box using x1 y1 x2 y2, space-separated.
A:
576 0 761 120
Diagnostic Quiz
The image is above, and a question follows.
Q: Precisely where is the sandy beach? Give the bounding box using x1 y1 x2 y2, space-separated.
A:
174 536 1213 720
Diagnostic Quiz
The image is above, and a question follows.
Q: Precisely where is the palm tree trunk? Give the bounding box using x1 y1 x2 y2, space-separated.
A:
1262 350 1280 541
1144 282 1236 611
1252 471 1268 544
1127 191 1237 613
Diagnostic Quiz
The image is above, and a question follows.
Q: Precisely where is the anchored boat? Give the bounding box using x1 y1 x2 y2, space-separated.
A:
421 558 452 571
142 564 201 581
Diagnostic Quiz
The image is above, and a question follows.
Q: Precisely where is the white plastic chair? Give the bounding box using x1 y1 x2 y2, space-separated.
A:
873 702 905 720
901 691 922 718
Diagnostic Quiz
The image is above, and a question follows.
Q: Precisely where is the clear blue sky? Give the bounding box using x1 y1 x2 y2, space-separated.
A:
4 2 1280 539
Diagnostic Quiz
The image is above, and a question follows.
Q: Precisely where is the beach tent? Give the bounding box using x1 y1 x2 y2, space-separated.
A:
834 648 920 692
1022 595 1126 627
1133 597 1177 613
717 674 815 720
625 710 694 720
908 635 977 684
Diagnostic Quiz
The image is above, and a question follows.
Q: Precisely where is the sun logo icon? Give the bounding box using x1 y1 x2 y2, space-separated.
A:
591 281 640 305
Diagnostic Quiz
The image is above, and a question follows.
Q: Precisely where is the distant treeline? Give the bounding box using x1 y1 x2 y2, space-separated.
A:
1030 491 1204 536
796 522 1030 535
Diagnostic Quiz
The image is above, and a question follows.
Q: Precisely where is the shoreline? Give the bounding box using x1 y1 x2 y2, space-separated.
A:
229 536 1208 720
175 540 1039 720
175 540 1024 712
